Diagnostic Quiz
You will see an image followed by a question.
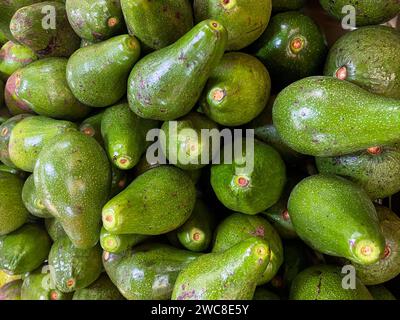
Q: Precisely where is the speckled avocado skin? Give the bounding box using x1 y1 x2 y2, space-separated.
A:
128 20 227 121
103 243 200 300
213 213 283 285
368 285 396 300
45 219 66 242
325 26 400 99
290 265 373 300
272 0 305 12
34 131 111 249
121 0 193 50
273 76 400 157
0 280 23 300
319 0 400 26
22 175 53 218
73 273 124 300
288 174 385 265
194 0 272 51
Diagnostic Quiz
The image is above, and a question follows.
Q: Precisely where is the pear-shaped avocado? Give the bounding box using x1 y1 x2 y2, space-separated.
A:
5 58 91 119
34 131 111 249
0 280 23 300
9 116 78 172
66 35 141 108
103 243 200 300
45 218 66 242
100 227 148 254
72 273 124 300
0 172 28 236
22 175 52 219
48 237 103 293
288 174 385 265
10 1 81 58
80 111 105 146
101 103 159 170
102 166 196 235
121 0 193 50
172 237 270 300
66 0 124 42
194 0 272 51
128 20 227 121
368 285 396 300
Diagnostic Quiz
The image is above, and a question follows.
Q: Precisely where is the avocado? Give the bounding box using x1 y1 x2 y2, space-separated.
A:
368 285 396 300
121 0 193 50
273 76 400 157
72 273 124 300
103 166 196 235
103 243 200 300
0 41 38 81
0 224 51 274
0 172 28 236
4 58 91 119
22 175 52 219
290 265 373 300
253 288 280 300
128 20 227 121
0 79 4 108
213 213 283 285
160 112 219 170
272 0 305 12
288 174 385 265
34 131 111 249
66 0 124 42
10 1 81 58
80 112 104 146
0 164 25 177
45 219 66 242
9 116 78 172
211 139 286 215
49 237 103 293
172 237 270 300
110 166 129 198
316 145 400 200
0 30 7 46
194 0 272 51
251 11 327 90
101 102 159 170
324 26 400 99
0 270 21 288
0 280 22 300
66 35 141 108
319 0 400 27
200 52 271 127
80 39 96 48
100 227 148 253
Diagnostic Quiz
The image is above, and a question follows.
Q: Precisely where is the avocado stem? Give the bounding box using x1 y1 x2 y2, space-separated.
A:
367 146 382 155
80 125 95 137
290 37 305 54
282 209 290 221
107 17 119 28
335 66 347 80
0 127 8 136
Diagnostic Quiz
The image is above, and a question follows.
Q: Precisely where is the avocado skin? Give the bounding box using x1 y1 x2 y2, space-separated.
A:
34 131 111 249
325 26 400 99
316 145 400 200
103 243 200 300
0 172 29 236
290 265 373 300
22 175 52 219
319 0 400 26
253 288 280 300
200 52 271 127
368 285 396 300
73 274 124 300
66 0 124 42
21 272 73 300
10 1 80 58
121 0 193 50
213 213 283 285
66 35 141 108
0 30 7 46
0 224 51 274
128 20 227 121
273 76 400 157
251 12 327 90
0 41 38 81
110 166 129 198
272 0 305 12
288 174 385 265
80 112 104 146
45 219 67 242
0 280 23 300
100 227 148 254
5 58 91 119
194 0 272 51
0 79 4 108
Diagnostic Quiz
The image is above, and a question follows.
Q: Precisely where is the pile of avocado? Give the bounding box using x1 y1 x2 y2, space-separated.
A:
0 0 400 301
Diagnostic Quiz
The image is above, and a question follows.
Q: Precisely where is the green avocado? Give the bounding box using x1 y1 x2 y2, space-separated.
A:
212 213 283 285
128 20 227 121
288 174 385 265
72 273 124 300
319 0 400 27
100 227 148 253
211 139 286 215
10 1 80 58
0 164 27 179
0 79 4 108
45 219 66 242
0 224 51 274
0 280 23 300
48 237 103 293
4 58 91 119
80 112 105 146
200 52 271 127
110 166 129 198
66 0 124 42
22 175 52 219
194 0 272 51
34 131 111 249
272 0 305 12
101 103 159 170
253 288 280 300
273 76 400 157
66 35 141 108
290 265 373 300
172 237 270 300
368 285 396 300
102 166 196 235
103 243 200 300
251 11 327 90
0 30 7 46
121 0 193 50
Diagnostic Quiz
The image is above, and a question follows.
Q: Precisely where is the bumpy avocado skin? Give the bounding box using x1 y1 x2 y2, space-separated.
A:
0 280 23 300
22 175 53 218
368 285 396 300
73 273 124 300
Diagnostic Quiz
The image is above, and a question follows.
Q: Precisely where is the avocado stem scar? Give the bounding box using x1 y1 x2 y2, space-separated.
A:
367 146 382 155
335 66 347 80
